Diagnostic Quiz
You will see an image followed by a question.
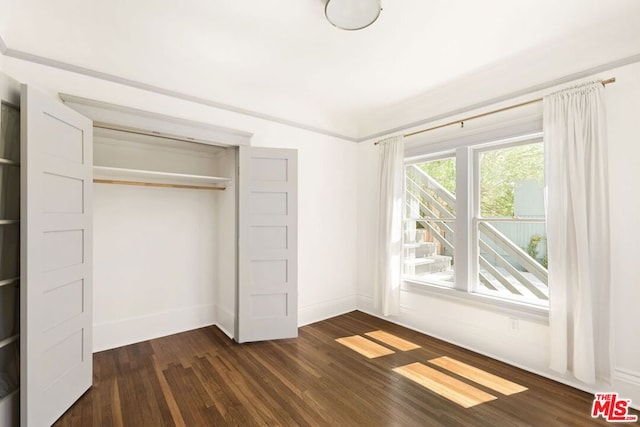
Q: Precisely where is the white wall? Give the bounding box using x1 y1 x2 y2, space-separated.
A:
606 63 640 406
3 56 359 348
93 182 219 351
92 133 224 351
357 61 640 407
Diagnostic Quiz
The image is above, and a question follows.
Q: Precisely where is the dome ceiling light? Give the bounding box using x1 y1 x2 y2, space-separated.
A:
324 0 382 31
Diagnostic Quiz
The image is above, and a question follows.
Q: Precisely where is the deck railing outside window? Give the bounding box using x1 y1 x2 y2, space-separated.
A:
403 141 549 307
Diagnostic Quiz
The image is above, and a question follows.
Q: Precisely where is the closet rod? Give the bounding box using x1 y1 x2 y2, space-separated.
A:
375 77 616 144
93 179 225 191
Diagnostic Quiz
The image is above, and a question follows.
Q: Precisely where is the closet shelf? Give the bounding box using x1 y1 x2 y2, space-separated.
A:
0 389 19 406
0 277 19 288
0 158 19 166
0 220 19 225
0 334 19 350
93 166 231 190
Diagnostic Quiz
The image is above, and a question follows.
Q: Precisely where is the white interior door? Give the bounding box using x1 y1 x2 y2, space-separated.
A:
21 85 93 426
237 147 297 343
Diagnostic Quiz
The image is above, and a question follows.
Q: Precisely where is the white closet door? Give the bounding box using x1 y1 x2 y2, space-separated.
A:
21 85 93 426
237 147 297 343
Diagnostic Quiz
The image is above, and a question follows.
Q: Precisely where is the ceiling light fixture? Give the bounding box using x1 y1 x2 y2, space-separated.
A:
324 0 382 31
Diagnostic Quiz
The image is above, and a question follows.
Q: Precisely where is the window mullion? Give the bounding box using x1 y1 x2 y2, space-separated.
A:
471 150 481 293
454 147 473 292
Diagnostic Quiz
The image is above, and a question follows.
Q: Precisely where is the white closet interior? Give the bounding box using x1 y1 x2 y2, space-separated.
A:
92 127 238 350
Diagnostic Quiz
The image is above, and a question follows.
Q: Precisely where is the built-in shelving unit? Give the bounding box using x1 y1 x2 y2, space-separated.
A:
0 278 19 288
0 101 21 426
0 335 19 350
93 166 232 190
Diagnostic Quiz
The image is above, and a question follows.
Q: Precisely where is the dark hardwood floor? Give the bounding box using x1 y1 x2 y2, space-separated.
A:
54 311 638 426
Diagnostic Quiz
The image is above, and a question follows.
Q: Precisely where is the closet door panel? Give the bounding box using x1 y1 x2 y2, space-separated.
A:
237 147 297 343
21 85 93 427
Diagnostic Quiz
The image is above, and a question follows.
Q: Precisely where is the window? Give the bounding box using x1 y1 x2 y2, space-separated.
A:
403 136 549 308
403 156 456 287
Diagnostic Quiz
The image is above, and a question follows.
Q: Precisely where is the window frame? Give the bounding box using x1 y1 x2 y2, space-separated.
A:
401 132 549 318
403 151 457 288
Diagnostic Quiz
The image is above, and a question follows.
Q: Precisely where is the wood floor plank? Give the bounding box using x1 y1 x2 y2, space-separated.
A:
151 355 186 427
162 363 224 426
203 349 297 425
226 346 322 426
110 379 124 427
429 356 528 395
53 311 628 426
110 345 175 427
335 335 395 358
394 362 497 408
192 355 259 426
365 330 421 351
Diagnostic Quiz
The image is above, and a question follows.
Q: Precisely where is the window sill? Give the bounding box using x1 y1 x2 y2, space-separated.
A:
401 279 549 323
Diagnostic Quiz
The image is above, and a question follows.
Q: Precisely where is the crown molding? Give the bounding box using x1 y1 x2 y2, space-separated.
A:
358 52 640 143
4 34 640 144
1 41 358 142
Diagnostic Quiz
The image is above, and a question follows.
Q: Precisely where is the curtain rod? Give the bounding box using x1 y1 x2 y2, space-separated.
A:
375 77 616 144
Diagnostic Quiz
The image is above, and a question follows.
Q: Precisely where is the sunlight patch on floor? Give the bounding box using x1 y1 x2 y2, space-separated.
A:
394 362 497 408
429 356 528 396
336 331 528 409
335 335 395 358
364 330 421 351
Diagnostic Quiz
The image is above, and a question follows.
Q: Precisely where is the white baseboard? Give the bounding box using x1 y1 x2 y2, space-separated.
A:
356 294 377 315
614 369 640 410
93 304 217 352
214 296 359 339
216 305 235 339
298 295 357 326
615 369 640 387
356 294 640 410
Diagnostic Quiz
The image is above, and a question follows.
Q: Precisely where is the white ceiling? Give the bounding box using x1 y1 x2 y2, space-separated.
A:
2 0 640 140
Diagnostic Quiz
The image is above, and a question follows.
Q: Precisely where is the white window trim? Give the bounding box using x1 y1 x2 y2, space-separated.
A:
402 279 549 322
402 131 548 318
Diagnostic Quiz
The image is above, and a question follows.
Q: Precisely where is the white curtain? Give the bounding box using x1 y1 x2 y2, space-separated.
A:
544 81 611 384
374 135 405 316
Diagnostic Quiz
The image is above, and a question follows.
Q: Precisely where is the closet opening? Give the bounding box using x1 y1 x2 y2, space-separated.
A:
61 93 298 348
91 125 238 351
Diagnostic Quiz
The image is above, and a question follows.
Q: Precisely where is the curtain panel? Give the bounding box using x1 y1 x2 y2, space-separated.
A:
544 81 611 384
374 135 405 316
